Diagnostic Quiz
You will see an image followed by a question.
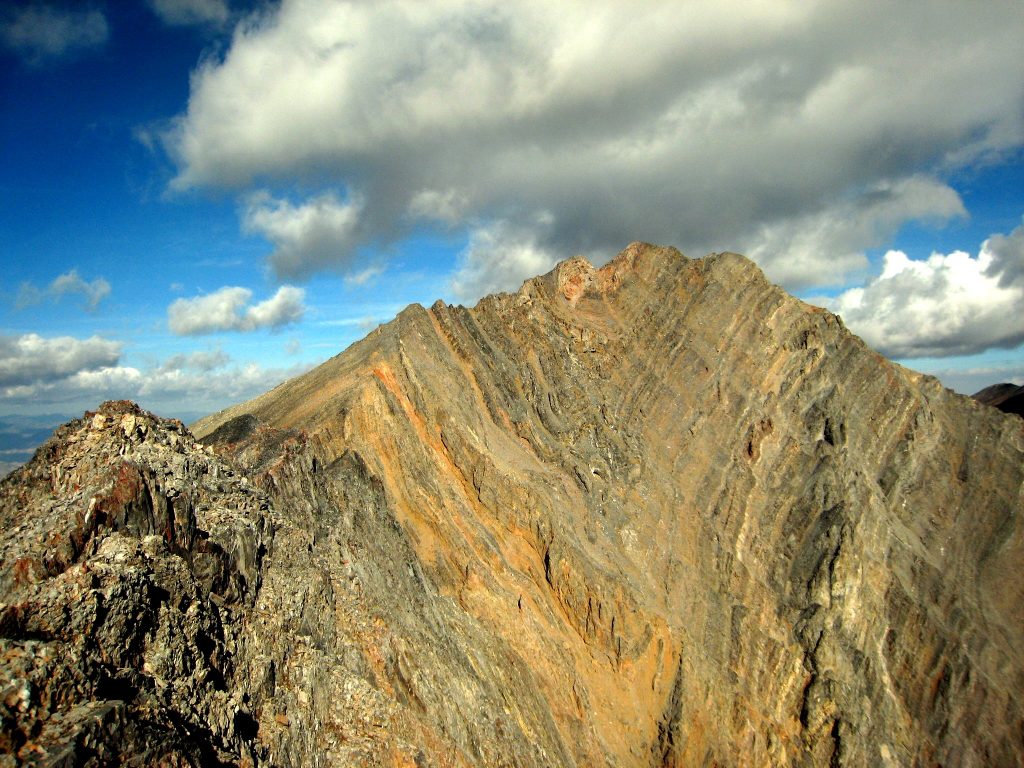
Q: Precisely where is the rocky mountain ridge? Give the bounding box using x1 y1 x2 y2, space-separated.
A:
973 383 1024 418
2 243 1023 766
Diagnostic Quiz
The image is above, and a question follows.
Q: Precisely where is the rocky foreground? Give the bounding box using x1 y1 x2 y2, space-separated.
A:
2 244 1023 766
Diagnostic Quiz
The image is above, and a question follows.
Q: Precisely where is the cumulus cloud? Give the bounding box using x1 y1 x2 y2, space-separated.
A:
450 217 559 301
407 189 469 226
828 221 1024 358
1 356 314 419
66 365 143 393
343 265 384 287
984 218 1024 289
168 285 305 335
133 362 310 403
242 191 362 279
16 269 111 311
743 177 966 288
0 335 310 420
0 334 121 389
148 0 229 27
165 0 1024 287
1 5 108 65
158 347 231 373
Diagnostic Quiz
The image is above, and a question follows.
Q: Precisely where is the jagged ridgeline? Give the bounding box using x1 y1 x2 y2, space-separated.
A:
2 243 1022 766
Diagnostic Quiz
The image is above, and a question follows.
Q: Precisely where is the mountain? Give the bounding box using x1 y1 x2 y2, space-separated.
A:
973 382 1024 417
2 243 1022 766
0 413 70 479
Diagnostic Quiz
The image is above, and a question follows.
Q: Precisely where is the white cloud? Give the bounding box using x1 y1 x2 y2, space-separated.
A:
130 360 320 421
984 218 1024 289
168 285 306 335
67 365 143 392
148 0 229 27
242 191 362 279
0 334 121 388
1 5 108 65
0 357 315 420
407 189 469 226
344 265 383 287
159 347 231 372
244 286 305 329
828 220 1024 358
450 218 559 302
133 362 291 400
164 0 1024 288
317 316 381 330
743 177 966 288
16 269 111 311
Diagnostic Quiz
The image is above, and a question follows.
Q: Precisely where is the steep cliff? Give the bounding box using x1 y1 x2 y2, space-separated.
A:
3 244 1022 766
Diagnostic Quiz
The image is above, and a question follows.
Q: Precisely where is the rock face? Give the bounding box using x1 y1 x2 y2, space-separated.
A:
0 401 272 764
3 244 1023 766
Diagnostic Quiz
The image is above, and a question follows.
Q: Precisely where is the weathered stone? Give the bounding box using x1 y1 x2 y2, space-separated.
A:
0 401 271 765
2 244 1023 766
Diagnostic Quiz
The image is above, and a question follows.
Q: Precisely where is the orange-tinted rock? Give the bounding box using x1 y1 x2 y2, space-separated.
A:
3 244 1023 766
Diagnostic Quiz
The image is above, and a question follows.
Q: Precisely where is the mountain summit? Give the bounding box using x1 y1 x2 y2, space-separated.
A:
3 244 1022 766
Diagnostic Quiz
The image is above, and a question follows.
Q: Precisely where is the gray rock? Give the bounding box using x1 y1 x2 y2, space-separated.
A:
3 245 1024 766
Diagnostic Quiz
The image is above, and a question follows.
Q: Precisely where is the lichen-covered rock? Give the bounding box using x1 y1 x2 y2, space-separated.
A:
4 245 1024 766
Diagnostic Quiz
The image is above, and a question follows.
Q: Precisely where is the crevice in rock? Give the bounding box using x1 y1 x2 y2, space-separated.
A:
830 717 843 767
654 653 686 768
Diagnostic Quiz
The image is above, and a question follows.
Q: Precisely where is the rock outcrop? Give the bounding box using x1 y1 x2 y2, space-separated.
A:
3 244 1023 766
0 401 272 765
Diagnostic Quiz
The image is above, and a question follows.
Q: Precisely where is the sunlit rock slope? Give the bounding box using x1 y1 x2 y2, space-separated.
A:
3 244 1023 766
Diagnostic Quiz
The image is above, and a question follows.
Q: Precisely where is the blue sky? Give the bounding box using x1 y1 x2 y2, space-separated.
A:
2 0 1023 424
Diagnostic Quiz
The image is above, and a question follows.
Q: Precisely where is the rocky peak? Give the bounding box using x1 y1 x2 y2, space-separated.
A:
0 400 274 763
3 243 1024 767
518 241 702 305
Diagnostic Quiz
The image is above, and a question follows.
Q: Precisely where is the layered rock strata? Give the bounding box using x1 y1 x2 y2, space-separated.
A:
3 244 1023 767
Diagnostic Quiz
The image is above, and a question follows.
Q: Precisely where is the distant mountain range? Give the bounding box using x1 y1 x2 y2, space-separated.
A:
973 382 1024 417
0 413 69 478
